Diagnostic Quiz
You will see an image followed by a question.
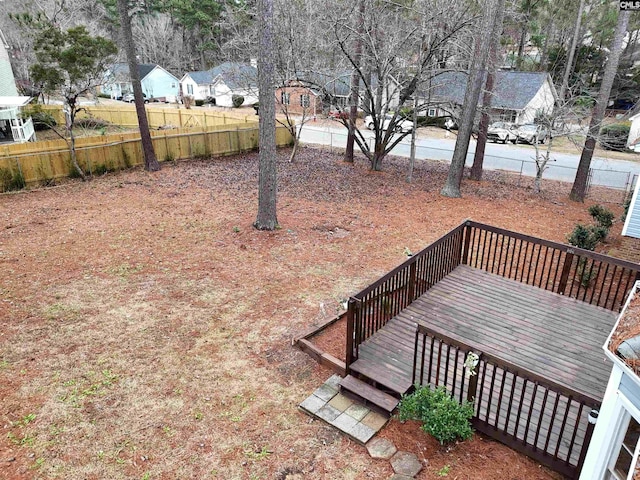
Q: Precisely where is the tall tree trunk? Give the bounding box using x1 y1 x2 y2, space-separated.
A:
516 24 527 70
570 11 629 202
67 105 86 180
558 0 584 102
441 0 497 197
344 0 365 163
117 0 160 172
254 0 278 230
470 2 504 181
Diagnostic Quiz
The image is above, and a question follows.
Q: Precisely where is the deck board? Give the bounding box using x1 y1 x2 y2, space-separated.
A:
351 265 617 401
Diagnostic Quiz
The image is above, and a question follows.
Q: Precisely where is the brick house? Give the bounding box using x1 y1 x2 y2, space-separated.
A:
275 81 322 117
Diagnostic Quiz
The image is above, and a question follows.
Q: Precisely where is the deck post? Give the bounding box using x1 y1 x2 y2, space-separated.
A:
467 358 480 404
576 409 599 475
462 223 472 265
408 261 417 303
558 251 575 295
345 297 357 374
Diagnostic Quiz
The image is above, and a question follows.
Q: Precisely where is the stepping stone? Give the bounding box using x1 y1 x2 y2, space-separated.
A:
391 451 423 477
388 475 414 480
367 437 397 460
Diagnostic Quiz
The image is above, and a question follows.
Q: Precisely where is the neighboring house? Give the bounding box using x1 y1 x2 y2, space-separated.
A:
101 63 180 101
627 112 640 152
293 71 401 113
0 44 35 143
579 281 640 479
418 70 557 125
200 62 258 107
180 70 215 101
274 81 322 117
180 62 259 106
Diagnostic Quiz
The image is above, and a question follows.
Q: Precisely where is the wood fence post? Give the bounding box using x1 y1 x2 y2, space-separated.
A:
558 251 575 295
345 298 357 374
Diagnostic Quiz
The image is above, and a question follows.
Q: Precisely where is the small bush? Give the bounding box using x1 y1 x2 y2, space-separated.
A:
398 385 473 445
567 224 600 251
75 117 110 129
0 166 26 192
599 123 630 151
195 99 205 107
588 204 614 230
21 105 57 131
97 93 111 99
232 94 245 108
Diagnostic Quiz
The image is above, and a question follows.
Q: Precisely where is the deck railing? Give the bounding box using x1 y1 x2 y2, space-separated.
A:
412 324 598 479
463 221 640 312
346 221 640 372
345 222 466 368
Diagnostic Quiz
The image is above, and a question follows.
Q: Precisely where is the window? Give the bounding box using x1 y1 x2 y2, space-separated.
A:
171 82 176 88
281 92 290 105
187 84 193 95
427 108 437 117
300 94 310 108
606 412 640 480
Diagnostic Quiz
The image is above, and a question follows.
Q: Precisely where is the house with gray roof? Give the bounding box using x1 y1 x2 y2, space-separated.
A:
101 63 180 102
180 62 258 106
419 70 557 125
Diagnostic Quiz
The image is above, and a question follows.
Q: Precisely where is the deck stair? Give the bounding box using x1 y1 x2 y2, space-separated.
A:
339 374 399 414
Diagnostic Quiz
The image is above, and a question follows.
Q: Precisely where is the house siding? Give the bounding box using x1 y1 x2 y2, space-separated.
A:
0 46 19 96
141 67 179 100
275 85 322 115
518 78 555 124
623 176 640 238
212 80 258 107
628 114 640 148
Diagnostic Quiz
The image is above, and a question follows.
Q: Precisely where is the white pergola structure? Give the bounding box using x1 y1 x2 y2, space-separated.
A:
0 96 35 143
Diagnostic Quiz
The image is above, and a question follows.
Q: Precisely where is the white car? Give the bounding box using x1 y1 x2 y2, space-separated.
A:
364 114 414 133
487 122 517 144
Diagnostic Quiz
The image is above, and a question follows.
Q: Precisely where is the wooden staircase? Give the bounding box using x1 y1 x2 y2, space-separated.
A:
339 375 400 414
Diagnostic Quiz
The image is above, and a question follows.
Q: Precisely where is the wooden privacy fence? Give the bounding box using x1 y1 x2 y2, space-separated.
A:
412 324 598 479
0 124 293 186
346 220 640 369
38 105 257 129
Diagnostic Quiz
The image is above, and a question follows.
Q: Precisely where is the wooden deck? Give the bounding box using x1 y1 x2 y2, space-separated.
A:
350 265 618 401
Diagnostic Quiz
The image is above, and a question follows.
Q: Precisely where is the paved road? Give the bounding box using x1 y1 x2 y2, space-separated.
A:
299 124 640 190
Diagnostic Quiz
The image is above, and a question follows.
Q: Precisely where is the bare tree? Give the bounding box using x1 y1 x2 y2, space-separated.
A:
329 0 473 171
441 0 498 198
116 0 160 172
570 10 630 202
254 0 278 230
558 0 585 101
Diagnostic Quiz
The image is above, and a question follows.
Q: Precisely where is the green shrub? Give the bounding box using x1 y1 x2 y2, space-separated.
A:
97 93 111 99
588 204 614 230
398 385 474 445
0 166 26 192
599 123 630 152
567 224 600 251
195 99 205 107
232 94 245 108
21 105 57 131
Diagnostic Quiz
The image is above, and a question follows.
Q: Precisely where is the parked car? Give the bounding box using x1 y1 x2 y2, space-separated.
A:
487 122 517 144
364 114 414 132
328 110 349 120
122 93 149 104
515 124 550 144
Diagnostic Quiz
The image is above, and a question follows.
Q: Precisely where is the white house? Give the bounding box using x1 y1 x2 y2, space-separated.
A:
180 62 258 106
101 63 180 101
0 43 34 143
579 281 640 479
627 113 640 152
418 71 557 124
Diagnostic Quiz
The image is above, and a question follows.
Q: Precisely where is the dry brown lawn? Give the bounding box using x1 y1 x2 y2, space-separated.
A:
0 147 627 479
